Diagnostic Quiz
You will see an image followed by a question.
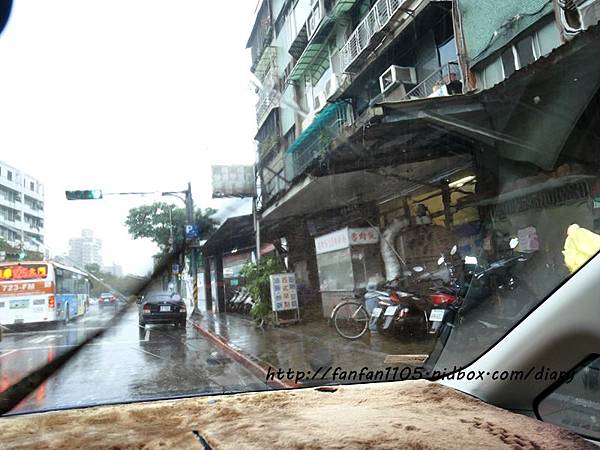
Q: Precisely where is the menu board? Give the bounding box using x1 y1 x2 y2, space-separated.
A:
269 273 299 312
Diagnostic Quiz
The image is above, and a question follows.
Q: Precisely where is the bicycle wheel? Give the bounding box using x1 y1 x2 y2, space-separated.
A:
333 301 369 340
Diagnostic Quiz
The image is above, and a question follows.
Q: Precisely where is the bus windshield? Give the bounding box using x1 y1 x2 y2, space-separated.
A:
0 264 48 281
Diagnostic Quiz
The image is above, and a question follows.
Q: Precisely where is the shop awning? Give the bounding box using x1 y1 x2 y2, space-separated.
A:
261 155 471 225
202 214 254 255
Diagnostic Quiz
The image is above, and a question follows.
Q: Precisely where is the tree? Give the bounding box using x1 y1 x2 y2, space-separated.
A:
84 263 101 275
125 202 218 255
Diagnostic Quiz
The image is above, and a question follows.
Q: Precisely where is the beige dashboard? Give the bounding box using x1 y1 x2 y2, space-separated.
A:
0 380 594 449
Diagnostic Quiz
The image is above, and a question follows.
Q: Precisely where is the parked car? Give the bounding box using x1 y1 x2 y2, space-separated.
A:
137 291 186 328
98 292 117 309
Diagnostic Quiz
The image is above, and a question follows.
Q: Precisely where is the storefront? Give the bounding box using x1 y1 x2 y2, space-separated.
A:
314 227 384 318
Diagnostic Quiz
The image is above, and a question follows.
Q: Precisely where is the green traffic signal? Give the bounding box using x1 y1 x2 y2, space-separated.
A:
65 190 103 200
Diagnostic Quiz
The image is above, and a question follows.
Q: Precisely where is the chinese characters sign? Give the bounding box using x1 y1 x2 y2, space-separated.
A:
349 227 379 245
0 264 48 281
211 165 256 198
315 227 379 255
269 273 299 312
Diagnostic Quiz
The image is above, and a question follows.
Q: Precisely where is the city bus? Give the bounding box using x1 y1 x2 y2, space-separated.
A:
0 261 91 326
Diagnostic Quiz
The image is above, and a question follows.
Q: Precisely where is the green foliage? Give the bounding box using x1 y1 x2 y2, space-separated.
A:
84 263 101 275
125 202 218 254
240 256 283 324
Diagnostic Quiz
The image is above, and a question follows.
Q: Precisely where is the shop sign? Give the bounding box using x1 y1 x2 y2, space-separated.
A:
315 228 350 255
348 228 379 245
269 273 298 311
494 182 590 217
315 227 379 254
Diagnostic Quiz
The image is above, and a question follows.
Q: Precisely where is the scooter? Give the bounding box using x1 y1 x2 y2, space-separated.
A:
425 237 536 368
242 293 255 315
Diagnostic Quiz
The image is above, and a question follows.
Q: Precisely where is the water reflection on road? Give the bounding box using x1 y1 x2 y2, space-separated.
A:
0 306 268 414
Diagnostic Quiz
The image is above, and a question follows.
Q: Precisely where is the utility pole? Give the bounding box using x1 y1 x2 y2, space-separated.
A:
184 182 201 317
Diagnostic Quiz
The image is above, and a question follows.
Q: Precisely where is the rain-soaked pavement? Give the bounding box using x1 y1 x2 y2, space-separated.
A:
0 305 269 414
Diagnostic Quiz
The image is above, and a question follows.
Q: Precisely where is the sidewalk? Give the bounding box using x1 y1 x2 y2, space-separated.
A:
189 312 434 388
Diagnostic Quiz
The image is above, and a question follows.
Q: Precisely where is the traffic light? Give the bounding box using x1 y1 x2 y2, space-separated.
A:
65 190 103 200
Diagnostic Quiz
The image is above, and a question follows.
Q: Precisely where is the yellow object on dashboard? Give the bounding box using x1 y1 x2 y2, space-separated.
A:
563 224 600 273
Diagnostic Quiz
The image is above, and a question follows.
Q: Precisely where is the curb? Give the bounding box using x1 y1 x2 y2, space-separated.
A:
189 319 301 390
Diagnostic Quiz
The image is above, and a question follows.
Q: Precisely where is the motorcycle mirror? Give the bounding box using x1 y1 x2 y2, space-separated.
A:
509 237 519 249
412 266 424 273
450 245 458 256
437 256 445 266
464 256 478 265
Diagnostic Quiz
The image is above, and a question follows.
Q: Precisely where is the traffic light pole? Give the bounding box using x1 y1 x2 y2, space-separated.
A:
67 185 202 317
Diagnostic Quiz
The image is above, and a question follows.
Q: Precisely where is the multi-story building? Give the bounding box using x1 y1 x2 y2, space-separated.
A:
102 263 123 278
68 229 103 268
245 0 600 318
0 160 45 253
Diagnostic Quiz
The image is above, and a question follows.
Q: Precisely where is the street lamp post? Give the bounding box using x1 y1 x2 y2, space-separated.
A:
162 182 201 317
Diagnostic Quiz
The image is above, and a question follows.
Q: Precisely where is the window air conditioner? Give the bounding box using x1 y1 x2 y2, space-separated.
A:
379 65 417 94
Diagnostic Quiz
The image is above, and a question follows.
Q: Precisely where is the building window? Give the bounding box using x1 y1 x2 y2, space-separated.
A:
7 171 12 182
30 181 35 191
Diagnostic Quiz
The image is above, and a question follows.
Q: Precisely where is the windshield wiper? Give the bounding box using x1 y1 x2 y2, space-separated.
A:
0 243 186 415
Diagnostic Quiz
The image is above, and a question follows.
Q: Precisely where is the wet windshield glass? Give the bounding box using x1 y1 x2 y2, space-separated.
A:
0 0 599 435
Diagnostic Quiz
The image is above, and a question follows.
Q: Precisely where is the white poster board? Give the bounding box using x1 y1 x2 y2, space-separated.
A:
211 165 256 198
269 273 299 312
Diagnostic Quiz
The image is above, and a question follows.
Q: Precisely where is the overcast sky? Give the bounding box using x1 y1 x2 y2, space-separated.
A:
0 1 259 275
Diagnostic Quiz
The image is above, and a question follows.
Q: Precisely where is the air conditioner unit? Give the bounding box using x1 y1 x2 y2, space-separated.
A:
379 65 417 94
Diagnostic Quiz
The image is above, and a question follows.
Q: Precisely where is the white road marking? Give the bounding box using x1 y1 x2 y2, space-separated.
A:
31 335 58 344
132 347 162 359
144 329 150 341
0 349 17 359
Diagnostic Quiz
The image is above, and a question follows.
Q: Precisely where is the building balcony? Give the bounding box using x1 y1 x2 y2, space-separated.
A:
22 201 44 218
262 173 288 204
257 133 281 161
250 19 274 74
287 0 359 84
0 195 20 212
285 101 352 181
340 0 409 73
256 90 280 128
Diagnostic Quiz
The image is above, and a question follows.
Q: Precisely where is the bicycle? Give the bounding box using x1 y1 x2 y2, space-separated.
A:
331 289 371 340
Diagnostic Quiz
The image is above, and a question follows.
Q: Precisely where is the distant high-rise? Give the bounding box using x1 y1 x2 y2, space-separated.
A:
102 263 123 278
68 229 102 268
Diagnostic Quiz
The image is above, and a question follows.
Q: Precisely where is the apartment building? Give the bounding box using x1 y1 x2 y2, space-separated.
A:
245 0 600 318
0 160 45 252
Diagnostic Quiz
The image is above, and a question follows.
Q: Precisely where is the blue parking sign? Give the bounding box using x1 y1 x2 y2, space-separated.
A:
185 224 200 239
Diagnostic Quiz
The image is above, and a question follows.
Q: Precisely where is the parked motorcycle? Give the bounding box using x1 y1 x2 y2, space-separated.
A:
425 237 537 369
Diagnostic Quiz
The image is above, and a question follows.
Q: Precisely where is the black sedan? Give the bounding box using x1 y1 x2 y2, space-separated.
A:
138 292 187 328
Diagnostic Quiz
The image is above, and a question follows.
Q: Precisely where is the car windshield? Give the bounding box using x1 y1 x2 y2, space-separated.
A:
0 0 599 440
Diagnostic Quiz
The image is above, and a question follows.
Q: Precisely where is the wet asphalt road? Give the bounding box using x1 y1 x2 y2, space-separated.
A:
0 305 269 414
